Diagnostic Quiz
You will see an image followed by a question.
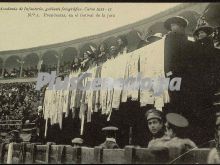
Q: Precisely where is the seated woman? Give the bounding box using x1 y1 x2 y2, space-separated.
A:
96 43 108 66
80 51 95 72
109 45 119 59
116 35 128 54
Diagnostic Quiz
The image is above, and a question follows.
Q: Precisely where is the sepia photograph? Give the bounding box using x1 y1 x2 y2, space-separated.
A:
0 1 220 164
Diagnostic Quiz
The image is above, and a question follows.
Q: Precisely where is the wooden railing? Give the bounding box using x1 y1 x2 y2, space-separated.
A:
0 120 22 131
0 77 37 84
0 143 212 164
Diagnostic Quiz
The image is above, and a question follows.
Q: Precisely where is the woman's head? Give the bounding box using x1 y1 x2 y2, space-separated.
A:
193 26 214 41
83 52 89 59
99 43 107 52
74 57 80 64
116 35 127 47
197 30 208 40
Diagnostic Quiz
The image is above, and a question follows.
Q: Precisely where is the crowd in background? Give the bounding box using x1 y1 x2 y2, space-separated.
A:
23 66 38 78
40 64 57 73
1 27 219 78
1 66 38 79
0 82 43 122
3 68 20 79
69 27 220 74
70 36 131 73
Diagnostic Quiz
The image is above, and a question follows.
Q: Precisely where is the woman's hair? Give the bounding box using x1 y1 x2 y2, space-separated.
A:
98 43 109 54
116 35 128 47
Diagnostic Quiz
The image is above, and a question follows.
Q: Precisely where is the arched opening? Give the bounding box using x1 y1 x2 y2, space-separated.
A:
102 36 119 58
41 50 58 73
4 55 21 78
102 36 118 49
79 42 98 58
125 30 142 52
23 53 39 77
60 47 78 73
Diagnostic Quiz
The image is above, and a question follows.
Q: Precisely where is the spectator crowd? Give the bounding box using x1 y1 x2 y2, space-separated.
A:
2 66 38 79
0 82 43 121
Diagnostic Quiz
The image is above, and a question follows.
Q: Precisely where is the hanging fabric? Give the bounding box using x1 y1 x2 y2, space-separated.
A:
111 53 129 109
126 51 140 101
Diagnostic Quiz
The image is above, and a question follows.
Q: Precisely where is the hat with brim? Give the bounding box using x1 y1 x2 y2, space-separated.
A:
147 113 162 121
164 16 188 31
21 128 35 133
146 109 163 121
72 138 83 144
193 26 214 37
147 35 162 43
102 126 119 131
166 113 189 128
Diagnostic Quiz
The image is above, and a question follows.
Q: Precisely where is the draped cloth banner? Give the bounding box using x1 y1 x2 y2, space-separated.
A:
139 38 169 110
42 38 170 135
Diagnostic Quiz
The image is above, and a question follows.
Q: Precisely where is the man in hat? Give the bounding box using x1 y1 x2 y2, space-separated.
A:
163 16 195 119
164 16 189 73
207 116 220 164
71 137 84 148
148 113 196 151
33 106 45 144
99 126 119 149
145 109 165 147
164 16 188 35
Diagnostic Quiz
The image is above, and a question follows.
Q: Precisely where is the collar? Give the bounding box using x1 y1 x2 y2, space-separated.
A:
106 138 116 143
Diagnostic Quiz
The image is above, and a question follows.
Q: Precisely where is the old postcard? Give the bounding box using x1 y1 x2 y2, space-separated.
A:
0 2 220 164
